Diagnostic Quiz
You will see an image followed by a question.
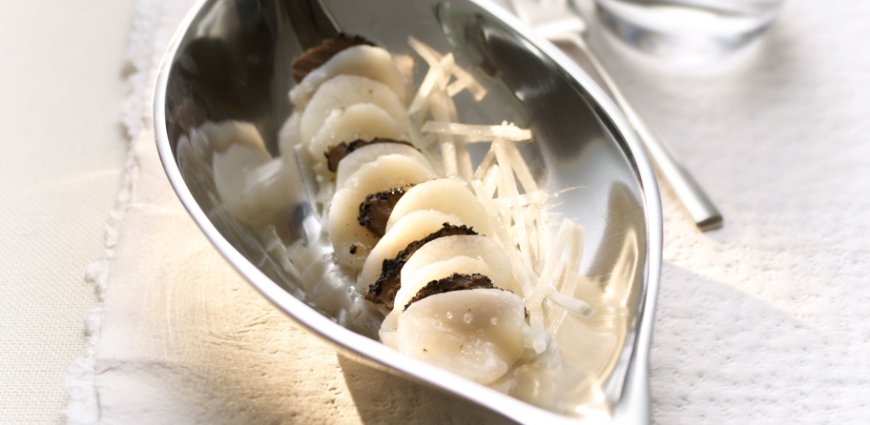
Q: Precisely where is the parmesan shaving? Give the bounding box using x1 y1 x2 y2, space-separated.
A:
430 90 458 178
421 121 532 142
408 36 487 101
471 179 535 296
408 67 441 114
505 140 539 193
407 36 442 67
547 225 588 333
546 288 594 318
491 190 548 208
455 139 473 182
536 211 553 273
445 90 473 181
409 53 454 114
482 166 500 199
494 139 536 279
473 147 496 181
529 307 548 353
523 201 543 273
526 218 573 307
449 66 487 101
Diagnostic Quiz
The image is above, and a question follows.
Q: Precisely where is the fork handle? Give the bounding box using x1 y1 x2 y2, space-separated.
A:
563 34 723 231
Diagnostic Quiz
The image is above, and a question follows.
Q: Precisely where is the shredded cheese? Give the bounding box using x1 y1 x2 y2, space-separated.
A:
421 121 532 142
471 179 536 297
408 36 487 100
527 218 573 308
491 190 548 208
473 147 496 181
547 225 591 333
409 53 455 114
430 90 458 178
406 37 595 365
505 140 539 193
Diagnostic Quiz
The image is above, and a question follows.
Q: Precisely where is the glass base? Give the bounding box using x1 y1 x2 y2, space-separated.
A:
593 0 782 61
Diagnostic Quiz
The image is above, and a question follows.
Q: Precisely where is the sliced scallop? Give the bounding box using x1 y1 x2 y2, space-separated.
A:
358 210 463 289
213 143 271 203
400 235 520 296
340 153 435 198
291 35 371 83
336 143 431 190
203 121 272 217
393 256 492 315
395 288 526 385
198 120 266 153
290 45 408 110
300 75 412 147
379 309 400 350
328 155 438 269
222 157 299 225
386 178 493 237
307 103 408 175
277 112 301 157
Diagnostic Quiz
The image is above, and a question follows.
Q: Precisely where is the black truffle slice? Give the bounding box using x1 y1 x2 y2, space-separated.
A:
403 273 495 311
324 138 416 173
358 184 413 237
365 223 477 310
291 34 374 83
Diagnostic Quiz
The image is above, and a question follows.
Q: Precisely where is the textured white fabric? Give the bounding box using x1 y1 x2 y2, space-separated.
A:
0 1 133 424
574 1 870 424
64 0 870 424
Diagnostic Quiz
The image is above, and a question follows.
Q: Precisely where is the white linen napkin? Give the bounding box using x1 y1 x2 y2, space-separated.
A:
64 0 870 424
577 1 870 423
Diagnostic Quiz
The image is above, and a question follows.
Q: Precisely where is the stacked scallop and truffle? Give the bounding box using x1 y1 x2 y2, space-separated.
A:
283 36 528 385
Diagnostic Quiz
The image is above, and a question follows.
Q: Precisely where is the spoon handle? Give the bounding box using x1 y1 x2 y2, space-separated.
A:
563 34 723 231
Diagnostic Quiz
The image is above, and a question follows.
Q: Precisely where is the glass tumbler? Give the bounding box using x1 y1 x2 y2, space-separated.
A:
593 0 785 59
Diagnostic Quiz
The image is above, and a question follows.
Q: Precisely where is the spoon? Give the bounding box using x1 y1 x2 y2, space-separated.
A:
511 0 724 231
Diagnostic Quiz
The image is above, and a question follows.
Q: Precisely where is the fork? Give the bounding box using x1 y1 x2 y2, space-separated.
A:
510 0 724 231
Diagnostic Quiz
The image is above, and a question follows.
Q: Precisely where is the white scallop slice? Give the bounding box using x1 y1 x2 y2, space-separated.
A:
213 143 272 201
307 103 407 175
206 122 272 212
341 154 436 199
300 75 412 147
328 155 438 269
400 235 520 296
393 256 492 315
329 188 381 269
379 310 400 350
396 289 526 385
386 178 493 237
335 143 431 191
224 157 298 225
277 112 301 157
290 45 408 110
358 210 463 290
199 120 266 153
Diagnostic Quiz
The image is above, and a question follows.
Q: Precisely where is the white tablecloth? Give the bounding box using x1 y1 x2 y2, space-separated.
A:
0 1 133 423
62 0 870 424
580 2 870 422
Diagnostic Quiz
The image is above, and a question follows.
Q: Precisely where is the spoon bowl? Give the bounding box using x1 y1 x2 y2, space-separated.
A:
154 0 662 423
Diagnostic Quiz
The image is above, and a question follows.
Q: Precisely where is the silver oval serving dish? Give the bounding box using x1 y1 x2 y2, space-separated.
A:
153 0 662 423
